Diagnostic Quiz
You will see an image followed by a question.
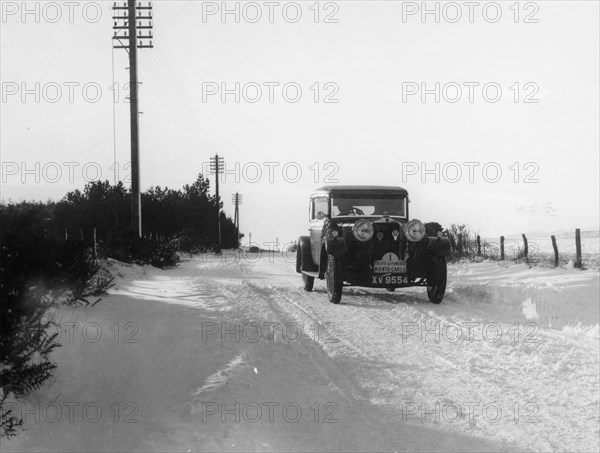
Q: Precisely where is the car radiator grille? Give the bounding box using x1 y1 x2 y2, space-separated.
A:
343 220 407 273
371 222 404 260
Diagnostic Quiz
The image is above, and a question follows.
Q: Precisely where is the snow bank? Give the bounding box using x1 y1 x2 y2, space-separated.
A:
448 260 600 333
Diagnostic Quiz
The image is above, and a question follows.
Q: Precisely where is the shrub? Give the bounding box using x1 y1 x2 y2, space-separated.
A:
0 203 108 437
98 231 180 269
55 175 239 255
425 221 443 236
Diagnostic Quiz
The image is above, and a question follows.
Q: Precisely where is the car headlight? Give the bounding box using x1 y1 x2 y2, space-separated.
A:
352 219 374 242
404 219 426 242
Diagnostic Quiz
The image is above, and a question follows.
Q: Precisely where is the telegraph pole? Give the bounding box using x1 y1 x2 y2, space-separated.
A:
210 154 224 253
232 193 242 248
127 0 141 236
112 1 153 237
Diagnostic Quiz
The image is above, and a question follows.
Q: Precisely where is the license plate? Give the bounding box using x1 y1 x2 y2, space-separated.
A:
374 260 406 273
372 274 409 285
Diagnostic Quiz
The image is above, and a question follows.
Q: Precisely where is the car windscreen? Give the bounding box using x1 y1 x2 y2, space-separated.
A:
331 196 406 217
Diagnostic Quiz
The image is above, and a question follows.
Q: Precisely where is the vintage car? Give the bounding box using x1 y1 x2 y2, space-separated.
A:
296 185 450 304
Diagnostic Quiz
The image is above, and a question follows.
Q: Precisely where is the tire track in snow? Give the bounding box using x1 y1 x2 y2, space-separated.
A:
240 257 598 452
231 274 509 452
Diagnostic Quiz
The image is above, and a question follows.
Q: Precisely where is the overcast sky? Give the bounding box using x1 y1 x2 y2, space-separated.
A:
1 1 598 247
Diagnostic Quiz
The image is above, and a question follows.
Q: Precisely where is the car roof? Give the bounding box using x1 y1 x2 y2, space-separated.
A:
312 185 409 196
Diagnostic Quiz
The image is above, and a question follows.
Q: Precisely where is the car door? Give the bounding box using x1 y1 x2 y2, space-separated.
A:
309 195 329 264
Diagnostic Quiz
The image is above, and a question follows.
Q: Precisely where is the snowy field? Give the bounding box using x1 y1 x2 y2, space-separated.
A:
483 230 600 268
3 254 599 452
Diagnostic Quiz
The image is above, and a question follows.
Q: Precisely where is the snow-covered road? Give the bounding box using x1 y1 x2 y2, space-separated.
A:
4 254 599 452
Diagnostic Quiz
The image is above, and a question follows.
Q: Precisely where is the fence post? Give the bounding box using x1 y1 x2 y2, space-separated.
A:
93 228 97 260
575 228 582 268
448 232 457 253
477 235 481 256
500 236 505 260
522 234 529 262
551 235 559 267
457 234 463 257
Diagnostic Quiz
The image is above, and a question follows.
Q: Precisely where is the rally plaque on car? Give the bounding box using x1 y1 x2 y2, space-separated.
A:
374 253 406 273
374 261 407 273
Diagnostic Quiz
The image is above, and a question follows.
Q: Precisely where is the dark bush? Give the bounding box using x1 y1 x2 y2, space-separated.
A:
97 230 179 268
0 203 106 437
55 174 239 255
425 221 443 236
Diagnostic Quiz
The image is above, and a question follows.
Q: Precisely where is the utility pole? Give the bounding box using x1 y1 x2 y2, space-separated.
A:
112 1 154 237
232 193 242 248
210 154 224 253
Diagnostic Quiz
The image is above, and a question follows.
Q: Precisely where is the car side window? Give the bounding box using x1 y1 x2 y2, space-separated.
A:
311 197 329 221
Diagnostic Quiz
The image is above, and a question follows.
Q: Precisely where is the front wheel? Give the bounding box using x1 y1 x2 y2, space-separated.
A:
427 256 447 304
326 254 343 304
302 274 314 292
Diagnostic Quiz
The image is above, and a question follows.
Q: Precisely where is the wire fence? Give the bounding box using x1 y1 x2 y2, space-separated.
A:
445 227 598 269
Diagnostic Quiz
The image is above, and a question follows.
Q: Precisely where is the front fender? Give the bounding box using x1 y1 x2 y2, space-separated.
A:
322 219 348 257
298 236 317 272
325 237 348 257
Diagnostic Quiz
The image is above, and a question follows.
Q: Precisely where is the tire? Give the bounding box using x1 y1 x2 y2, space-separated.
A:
326 254 343 304
303 273 315 292
427 256 447 304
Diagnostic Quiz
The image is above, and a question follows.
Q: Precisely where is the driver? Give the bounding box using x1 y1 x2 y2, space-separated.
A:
336 198 355 216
